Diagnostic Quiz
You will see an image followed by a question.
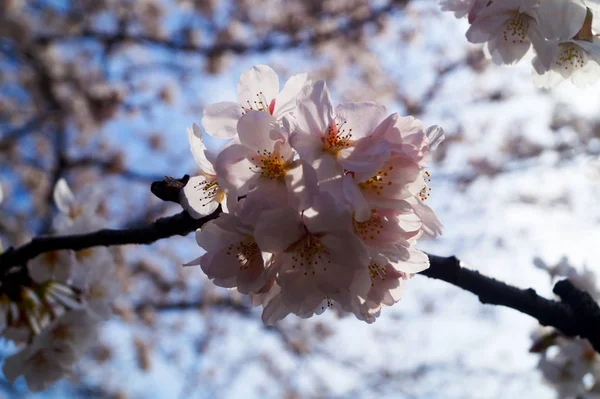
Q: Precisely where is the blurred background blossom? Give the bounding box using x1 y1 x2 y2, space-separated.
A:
1 0 600 397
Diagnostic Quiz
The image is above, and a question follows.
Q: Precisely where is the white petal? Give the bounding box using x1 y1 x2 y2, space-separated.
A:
290 132 324 164
237 110 278 153
261 293 290 325
53 178 75 214
202 101 243 139
335 102 386 140
295 80 334 136
180 175 221 218
425 125 445 151
535 0 587 41
237 65 279 111
273 73 311 119
390 247 430 274
214 143 257 195
187 123 215 174
342 174 371 222
254 207 305 253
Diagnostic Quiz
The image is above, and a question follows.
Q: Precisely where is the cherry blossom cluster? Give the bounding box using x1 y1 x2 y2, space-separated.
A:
1 180 119 392
440 0 600 87
182 65 445 325
531 257 600 397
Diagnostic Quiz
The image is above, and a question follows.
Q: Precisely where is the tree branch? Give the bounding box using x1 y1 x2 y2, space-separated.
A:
1 177 599 353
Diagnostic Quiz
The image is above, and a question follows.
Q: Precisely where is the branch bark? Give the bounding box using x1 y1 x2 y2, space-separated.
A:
1 175 599 353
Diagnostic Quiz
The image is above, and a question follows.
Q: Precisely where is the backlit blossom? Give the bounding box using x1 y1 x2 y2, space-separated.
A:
187 65 445 325
187 201 271 295
202 65 310 139
253 192 371 323
180 123 227 217
466 0 548 66
2 310 98 392
441 0 600 86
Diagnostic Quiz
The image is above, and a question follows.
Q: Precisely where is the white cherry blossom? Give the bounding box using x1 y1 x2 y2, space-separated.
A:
253 192 371 323
53 178 104 233
2 310 98 392
71 247 119 319
180 123 227 218
188 208 270 295
27 250 75 284
466 0 549 66
202 65 310 139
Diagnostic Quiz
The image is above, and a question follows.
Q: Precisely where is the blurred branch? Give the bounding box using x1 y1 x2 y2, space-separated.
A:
135 297 251 315
33 0 408 55
0 115 48 151
2 176 600 353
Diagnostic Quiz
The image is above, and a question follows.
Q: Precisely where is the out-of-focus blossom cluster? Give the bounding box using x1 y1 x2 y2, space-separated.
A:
531 257 600 398
440 0 600 87
1 179 119 392
182 65 445 325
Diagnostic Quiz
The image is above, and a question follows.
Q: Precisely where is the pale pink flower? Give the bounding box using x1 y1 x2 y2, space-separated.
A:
202 65 310 139
215 110 316 208
352 261 409 323
52 178 104 234
466 0 550 66
531 0 600 87
71 247 119 319
253 192 370 323
343 154 424 221
352 208 430 270
290 80 391 193
381 113 445 163
2 310 98 392
188 209 271 295
180 123 227 217
27 250 75 284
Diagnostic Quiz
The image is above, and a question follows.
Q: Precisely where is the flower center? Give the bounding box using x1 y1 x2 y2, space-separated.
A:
76 248 95 261
226 238 260 271
290 235 331 276
353 210 384 242
250 150 288 180
503 12 528 44
418 170 432 201
555 43 586 72
323 121 352 155
241 92 276 115
193 178 223 206
88 282 105 299
51 323 73 341
359 165 395 196
43 251 60 267
368 261 388 285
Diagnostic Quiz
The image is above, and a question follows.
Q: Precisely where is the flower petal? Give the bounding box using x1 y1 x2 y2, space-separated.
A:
254 207 305 253
202 101 243 139
180 175 221 218
237 110 278 153
335 102 386 140
187 123 215 174
237 65 280 111
53 178 75 214
295 80 334 136
273 73 310 119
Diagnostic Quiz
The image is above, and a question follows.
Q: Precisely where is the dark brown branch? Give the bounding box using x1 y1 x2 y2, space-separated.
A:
422 255 600 352
1 176 599 352
0 209 220 276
